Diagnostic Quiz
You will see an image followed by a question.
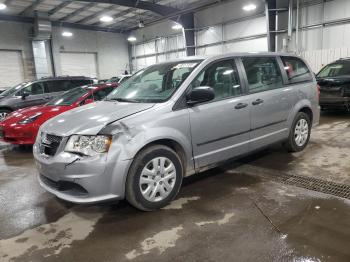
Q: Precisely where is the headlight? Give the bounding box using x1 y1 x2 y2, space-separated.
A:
65 135 112 156
18 112 42 124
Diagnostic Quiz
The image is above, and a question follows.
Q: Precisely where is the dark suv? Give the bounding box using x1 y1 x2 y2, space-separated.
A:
317 58 350 111
0 76 94 120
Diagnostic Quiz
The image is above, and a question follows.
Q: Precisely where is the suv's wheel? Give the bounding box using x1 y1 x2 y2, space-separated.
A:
285 112 311 152
126 145 183 211
0 109 11 121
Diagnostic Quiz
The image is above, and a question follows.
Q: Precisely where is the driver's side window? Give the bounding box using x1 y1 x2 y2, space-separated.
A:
190 59 242 101
17 82 44 96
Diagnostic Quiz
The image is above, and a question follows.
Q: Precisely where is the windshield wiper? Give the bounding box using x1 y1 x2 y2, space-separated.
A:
107 98 140 103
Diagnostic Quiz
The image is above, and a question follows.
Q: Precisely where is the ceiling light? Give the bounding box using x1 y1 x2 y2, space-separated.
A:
127 36 137 42
242 4 257 11
0 3 7 10
100 16 114 23
62 31 73 37
172 23 183 30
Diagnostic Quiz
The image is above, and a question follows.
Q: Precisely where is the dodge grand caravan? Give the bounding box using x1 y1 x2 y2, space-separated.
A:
34 53 320 211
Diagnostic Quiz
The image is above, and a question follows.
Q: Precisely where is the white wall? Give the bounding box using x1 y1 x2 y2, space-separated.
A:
278 0 350 72
51 27 129 79
0 20 129 88
0 21 36 84
131 0 268 71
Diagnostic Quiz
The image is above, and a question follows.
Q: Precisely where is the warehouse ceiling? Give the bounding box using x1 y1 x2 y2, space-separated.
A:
0 0 226 32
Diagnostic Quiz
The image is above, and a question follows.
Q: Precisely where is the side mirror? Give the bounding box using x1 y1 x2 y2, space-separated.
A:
186 86 215 106
21 91 30 100
84 98 94 104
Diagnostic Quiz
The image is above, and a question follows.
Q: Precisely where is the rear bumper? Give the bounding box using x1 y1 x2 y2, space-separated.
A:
320 96 350 107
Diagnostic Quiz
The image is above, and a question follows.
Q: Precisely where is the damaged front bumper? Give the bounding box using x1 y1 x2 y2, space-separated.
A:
33 140 132 204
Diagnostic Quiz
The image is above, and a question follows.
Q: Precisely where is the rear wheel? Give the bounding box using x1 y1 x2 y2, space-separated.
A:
284 112 311 152
126 145 183 211
0 109 11 121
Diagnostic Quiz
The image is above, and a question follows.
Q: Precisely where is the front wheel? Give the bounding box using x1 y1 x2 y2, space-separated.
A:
284 112 311 152
126 145 183 211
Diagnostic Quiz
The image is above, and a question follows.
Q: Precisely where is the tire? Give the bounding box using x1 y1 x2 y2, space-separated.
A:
284 112 311 153
0 109 11 121
126 145 183 211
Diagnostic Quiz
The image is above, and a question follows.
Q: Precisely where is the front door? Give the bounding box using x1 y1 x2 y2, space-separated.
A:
188 59 251 169
15 82 46 109
240 56 292 150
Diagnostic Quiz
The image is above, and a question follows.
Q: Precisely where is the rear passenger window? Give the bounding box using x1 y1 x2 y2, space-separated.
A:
281 56 313 83
242 57 283 94
46 80 71 93
71 79 92 87
190 59 242 101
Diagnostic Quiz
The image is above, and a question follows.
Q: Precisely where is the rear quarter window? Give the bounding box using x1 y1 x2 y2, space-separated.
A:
281 56 313 84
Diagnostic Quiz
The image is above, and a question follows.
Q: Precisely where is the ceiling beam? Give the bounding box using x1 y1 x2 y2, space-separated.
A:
0 13 126 33
59 2 95 21
48 1 71 16
91 9 135 26
20 0 45 15
75 5 113 24
77 0 179 16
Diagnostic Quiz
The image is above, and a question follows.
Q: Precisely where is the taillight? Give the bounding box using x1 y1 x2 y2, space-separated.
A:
316 84 320 101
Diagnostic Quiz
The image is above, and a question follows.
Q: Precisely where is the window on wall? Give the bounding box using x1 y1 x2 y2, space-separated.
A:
281 56 313 83
190 59 242 101
242 57 283 94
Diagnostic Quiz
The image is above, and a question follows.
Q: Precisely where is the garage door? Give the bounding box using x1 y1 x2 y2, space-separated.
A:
60 52 98 78
0 50 24 89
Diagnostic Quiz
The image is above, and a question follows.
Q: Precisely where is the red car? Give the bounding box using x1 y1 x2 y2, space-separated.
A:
0 83 117 145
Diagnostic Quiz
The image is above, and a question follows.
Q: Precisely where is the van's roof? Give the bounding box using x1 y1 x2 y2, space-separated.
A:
155 52 301 65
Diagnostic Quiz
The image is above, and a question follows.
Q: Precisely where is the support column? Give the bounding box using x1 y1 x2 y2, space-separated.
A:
265 0 277 52
180 12 195 56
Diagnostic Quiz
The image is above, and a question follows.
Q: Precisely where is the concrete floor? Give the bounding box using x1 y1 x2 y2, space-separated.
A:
0 112 349 262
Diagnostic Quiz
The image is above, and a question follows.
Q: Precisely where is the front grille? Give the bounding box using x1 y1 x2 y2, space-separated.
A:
40 133 63 156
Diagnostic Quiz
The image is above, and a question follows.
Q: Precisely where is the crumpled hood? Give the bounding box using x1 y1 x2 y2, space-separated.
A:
41 101 155 136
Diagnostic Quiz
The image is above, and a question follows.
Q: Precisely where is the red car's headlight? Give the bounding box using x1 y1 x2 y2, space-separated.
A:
18 112 42 124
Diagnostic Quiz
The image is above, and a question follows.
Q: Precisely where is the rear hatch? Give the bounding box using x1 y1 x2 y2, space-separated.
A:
317 76 350 98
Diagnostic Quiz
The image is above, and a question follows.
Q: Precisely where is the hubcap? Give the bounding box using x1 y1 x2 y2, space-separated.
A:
294 119 309 147
0 112 8 121
139 157 176 202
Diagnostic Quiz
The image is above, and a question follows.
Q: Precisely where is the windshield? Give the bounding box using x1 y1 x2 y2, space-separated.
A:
47 86 89 106
1 82 28 97
317 63 350 78
106 60 202 103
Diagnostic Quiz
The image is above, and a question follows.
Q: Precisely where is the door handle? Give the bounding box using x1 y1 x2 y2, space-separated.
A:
252 99 264 106
234 103 248 109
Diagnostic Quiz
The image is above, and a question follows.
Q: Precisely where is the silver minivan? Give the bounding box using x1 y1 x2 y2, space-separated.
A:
34 53 320 211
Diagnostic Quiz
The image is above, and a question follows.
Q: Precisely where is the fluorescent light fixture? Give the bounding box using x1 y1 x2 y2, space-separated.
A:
127 36 137 42
62 31 73 37
172 23 183 30
242 4 257 11
0 3 7 10
100 16 114 22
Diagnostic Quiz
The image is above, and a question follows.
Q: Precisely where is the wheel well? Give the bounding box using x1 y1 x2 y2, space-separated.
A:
138 139 187 172
0 107 13 112
299 107 313 125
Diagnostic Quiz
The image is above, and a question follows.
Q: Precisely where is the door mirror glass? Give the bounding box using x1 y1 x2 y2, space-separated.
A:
187 86 215 106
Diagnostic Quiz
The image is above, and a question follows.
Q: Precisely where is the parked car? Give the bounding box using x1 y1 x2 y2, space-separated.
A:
106 75 131 85
34 53 320 211
0 83 117 145
0 76 94 121
316 58 350 110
